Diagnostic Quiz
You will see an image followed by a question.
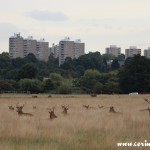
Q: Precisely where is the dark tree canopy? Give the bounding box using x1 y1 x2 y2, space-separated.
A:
119 54 150 93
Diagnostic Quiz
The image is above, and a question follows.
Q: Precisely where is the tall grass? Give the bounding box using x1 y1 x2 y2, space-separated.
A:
0 94 150 150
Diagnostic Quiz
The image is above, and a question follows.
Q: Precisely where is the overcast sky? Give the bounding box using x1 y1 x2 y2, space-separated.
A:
0 0 150 54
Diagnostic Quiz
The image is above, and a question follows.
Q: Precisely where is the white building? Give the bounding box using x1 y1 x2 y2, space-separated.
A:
144 47 150 59
125 46 141 59
105 45 121 57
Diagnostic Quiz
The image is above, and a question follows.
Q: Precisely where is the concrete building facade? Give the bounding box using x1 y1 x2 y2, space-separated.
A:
144 47 150 59
36 39 49 61
9 33 24 58
49 43 59 58
59 38 85 65
125 46 141 59
74 39 85 58
23 36 37 57
105 45 121 57
9 34 49 61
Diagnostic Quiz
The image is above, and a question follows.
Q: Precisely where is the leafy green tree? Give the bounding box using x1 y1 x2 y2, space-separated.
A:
18 63 38 79
12 57 26 68
58 80 72 94
0 80 13 91
119 54 150 93
19 79 42 93
111 59 120 70
60 57 74 70
75 52 102 71
50 73 63 90
116 54 125 61
43 78 54 92
24 53 38 63
81 69 101 92
104 81 120 94
102 53 115 61
0 52 12 69
93 82 103 94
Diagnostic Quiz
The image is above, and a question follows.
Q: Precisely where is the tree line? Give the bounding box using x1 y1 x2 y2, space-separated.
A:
0 51 150 94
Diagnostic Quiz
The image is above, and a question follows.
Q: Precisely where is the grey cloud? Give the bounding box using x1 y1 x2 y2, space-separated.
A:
27 10 69 22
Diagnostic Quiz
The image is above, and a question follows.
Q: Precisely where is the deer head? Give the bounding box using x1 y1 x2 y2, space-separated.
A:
61 105 69 115
48 107 57 119
144 98 150 105
16 104 24 114
8 105 14 110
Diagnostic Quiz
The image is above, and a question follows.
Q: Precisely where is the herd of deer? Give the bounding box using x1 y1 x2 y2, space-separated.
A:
8 103 69 119
7 98 150 120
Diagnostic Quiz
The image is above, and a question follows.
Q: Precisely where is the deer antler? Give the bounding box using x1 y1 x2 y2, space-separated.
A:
144 98 150 105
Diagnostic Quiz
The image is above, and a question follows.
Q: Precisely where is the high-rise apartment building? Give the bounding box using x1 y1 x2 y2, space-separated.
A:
125 46 141 59
144 47 150 59
9 34 49 61
74 39 85 58
23 36 36 57
105 45 121 57
59 37 85 65
36 39 49 61
49 43 59 58
9 33 24 58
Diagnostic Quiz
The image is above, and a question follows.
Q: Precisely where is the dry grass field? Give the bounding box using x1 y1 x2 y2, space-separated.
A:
0 94 150 150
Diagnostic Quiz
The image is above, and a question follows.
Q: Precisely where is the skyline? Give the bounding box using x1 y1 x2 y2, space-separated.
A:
1 0 150 54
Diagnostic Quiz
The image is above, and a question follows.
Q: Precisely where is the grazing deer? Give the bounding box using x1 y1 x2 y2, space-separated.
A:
48 95 52 98
48 107 57 119
32 95 38 98
90 93 97 97
61 105 69 115
109 106 122 114
33 106 36 109
83 105 90 109
8 105 14 111
98 105 104 109
16 104 33 116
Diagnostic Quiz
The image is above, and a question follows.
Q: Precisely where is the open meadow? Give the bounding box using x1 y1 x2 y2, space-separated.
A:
0 94 150 150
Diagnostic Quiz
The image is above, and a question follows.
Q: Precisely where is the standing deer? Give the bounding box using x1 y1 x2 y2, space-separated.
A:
8 105 14 111
16 104 33 116
48 107 57 119
61 105 69 115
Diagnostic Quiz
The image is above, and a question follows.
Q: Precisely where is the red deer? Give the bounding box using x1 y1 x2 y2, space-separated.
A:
90 93 97 97
140 107 150 116
109 106 122 114
16 104 33 116
32 95 38 98
61 105 69 115
8 105 14 111
33 106 36 109
83 105 90 109
144 98 150 105
48 107 57 119
98 105 104 109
